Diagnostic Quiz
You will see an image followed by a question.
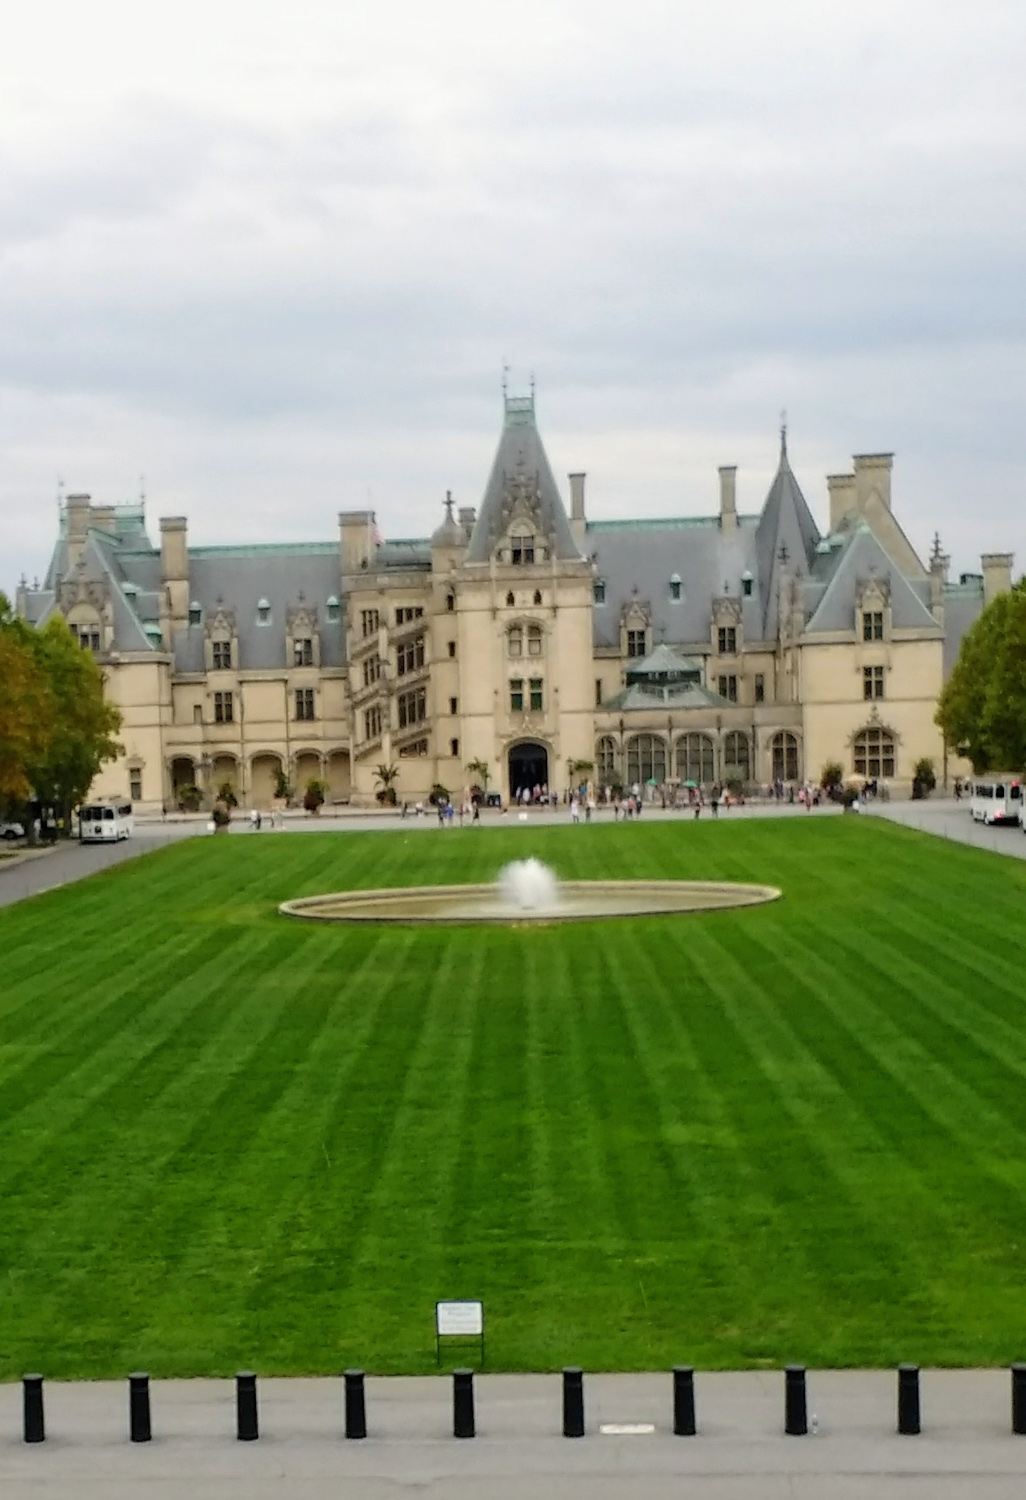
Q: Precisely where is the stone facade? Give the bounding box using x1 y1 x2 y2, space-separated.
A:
16 394 1002 810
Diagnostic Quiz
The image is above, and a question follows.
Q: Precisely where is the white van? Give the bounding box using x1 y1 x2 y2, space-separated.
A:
79 800 134 843
970 776 1022 826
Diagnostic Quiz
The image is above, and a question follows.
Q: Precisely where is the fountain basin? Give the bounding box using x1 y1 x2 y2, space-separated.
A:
279 880 781 926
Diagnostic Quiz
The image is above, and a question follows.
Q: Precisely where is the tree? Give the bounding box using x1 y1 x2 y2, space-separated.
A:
936 582 1026 771
465 758 491 797
0 600 53 808
374 763 398 806
21 617 122 825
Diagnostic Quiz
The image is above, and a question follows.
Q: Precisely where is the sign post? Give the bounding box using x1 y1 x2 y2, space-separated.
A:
435 1300 485 1367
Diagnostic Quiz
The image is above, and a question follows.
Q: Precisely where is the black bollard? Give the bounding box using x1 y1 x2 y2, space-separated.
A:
23 1375 45 1444
897 1364 920 1435
784 1365 807 1436
129 1372 152 1442
1013 1364 1026 1436
236 1371 259 1441
344 1369 367 1440
562 1367 585 1438
673 1365 696 1436
453 1368 475 1439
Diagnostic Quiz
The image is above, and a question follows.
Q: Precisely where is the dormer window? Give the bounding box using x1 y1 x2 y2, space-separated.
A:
294 637 314 667
669 574 682 603
593 579 606 605
256 598 271 626
188 600 202 625
212 639 232 671
511 535 534 565
741 571 753 598
326 595 341 623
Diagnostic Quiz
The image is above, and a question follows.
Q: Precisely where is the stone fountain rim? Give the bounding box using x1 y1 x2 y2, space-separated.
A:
279 879 782 926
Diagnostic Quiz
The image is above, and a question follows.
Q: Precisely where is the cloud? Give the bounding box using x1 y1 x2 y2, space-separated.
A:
2 0 1026 599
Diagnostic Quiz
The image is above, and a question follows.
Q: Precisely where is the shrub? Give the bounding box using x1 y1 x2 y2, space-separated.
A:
273 768 294 802
216 780 238 808
211 798 232 829
912 757 937 800
303 777 326 813
428 783 450 807
177 783 202 813
820 761 844 791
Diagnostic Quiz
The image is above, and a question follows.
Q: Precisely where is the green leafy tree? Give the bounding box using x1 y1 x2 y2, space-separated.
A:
20 615 122 825
374 763 398 806
936 583 1026 771
0 597 53 809
465 758 491 796
820 761 844 791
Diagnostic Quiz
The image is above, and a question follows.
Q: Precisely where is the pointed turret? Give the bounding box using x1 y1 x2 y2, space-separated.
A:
465 391 582 564
754 423 821 637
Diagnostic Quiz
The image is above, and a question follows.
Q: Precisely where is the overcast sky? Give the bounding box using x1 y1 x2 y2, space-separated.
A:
2 0 1025 601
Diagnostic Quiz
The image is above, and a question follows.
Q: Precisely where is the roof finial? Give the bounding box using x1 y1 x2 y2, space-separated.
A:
930 529 943 563
444 489 454 521
780 409 788 460
502 362 509 399
530 370 535 400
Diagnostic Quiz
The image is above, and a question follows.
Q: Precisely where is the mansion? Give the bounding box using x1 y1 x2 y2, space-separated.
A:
17 392 1007 811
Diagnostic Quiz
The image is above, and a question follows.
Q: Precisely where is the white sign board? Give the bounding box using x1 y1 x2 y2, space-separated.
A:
436 1300 484 1336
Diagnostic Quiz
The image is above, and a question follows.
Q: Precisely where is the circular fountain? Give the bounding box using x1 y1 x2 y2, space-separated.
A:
279 857 780 926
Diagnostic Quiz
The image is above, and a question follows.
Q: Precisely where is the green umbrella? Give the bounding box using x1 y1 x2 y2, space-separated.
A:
646 777 659 786
683 780 697 789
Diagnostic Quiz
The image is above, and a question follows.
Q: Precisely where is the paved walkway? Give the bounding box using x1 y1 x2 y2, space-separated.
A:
1 1371 1024 1497
870 795 1026 860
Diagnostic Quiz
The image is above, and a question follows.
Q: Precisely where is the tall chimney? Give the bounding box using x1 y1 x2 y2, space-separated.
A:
827 473 856 531
568 472 586 551
159 516 189 622
853 453 893 513
65 493 92 570
981 552 1013 606
339 510 376 576
718 466 737 534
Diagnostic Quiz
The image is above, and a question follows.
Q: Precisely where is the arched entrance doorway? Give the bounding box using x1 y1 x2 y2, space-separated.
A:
508 741 549 800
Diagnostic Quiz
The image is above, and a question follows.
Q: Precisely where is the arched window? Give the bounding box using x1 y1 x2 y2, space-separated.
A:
676 733 714 784
669 573 682 602
626 734 667 786
723 730 750 782
771 731 800 782
505 591 515 608
853 727 895 780
533 589 542 606
596 736 617 785
508 625 523 657
527 624 543 656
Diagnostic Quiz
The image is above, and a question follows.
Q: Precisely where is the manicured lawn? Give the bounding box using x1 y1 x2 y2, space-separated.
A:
2 815 1026 1378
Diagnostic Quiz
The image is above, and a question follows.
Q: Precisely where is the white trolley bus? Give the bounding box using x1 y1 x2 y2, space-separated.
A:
970 776 1022 826
79 799 134 843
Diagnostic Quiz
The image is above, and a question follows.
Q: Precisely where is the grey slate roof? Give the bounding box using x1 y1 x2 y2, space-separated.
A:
803 523 939 634
588 516 765 648
753 432 822 636
182 549 346 670
465 394 582 564
942 580 985 676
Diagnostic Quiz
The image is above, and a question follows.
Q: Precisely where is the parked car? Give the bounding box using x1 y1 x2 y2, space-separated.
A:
0 821 26 841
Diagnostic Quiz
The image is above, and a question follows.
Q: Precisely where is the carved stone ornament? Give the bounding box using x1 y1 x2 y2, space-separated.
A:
205 606 236 639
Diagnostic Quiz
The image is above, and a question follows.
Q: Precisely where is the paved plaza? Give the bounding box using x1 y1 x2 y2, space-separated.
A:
2 1371 1026 1498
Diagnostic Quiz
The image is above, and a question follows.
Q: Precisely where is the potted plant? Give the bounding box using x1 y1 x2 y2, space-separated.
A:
177 783 202 813
912 757 937 801
374 764 399 806
211 797 232 832
216 779 238 808
303 777 326 814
